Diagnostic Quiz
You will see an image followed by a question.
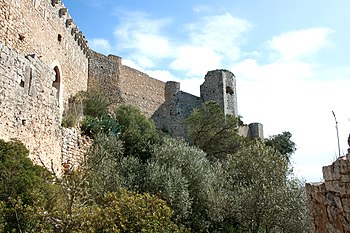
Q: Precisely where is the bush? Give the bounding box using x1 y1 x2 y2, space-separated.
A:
61 111 79 128
147 136 225 231
79 90 110 118
115 105 160 161
186 101 243 161
81 115 120 137
0 139 55 232
224 140 308 233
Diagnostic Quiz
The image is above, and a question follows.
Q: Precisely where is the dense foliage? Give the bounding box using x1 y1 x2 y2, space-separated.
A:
0 90 309 232
186 101 243 161
265 131 297 161
0 139 55 232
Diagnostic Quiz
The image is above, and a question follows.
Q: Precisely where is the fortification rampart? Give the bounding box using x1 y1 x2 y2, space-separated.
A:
200 69 238 116
152 81 202 137
88 52 166 117
0 0 89 105
1 0 264 175
306 148 350 232
0 42 63 172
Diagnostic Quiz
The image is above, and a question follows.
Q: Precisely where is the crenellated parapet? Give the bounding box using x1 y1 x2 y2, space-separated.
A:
50 0 90 57
0 0 90 104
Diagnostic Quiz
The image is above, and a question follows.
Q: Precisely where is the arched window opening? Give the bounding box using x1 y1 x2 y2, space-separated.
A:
53 66 60 101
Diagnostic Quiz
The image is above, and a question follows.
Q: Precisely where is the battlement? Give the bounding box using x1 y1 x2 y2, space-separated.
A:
1 0 265 175
36 0 90 57
0 0 90 104
165 81 181 101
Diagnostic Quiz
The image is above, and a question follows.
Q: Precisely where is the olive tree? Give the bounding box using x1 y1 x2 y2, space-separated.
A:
224 140 308 233
186 101 243 161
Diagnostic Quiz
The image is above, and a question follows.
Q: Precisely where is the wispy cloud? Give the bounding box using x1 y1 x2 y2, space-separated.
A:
186 13 250 59
229 27 349 182
107 11 250 76
89 38 112 55
113 12 173 68
169 45 221 76
267 28 334 61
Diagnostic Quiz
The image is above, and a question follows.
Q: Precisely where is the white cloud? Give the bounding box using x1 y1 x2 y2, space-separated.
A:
185 13 250 63
193 5 210 13
170 46 221 76
112 11 250 76
145 70 177 83
113 12 173 67
231 49 350 182
121 58 142 70
267 28 334 61
89 38 112 55
165 13 250 76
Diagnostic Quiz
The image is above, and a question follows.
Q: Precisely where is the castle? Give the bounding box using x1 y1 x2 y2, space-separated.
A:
0 0 263 172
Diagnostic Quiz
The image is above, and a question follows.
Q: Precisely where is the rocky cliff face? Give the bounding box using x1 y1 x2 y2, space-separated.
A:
306 149 350 233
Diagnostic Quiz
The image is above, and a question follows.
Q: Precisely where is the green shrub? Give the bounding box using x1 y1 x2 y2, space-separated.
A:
78 90 110 118
115 105 160 161
81 115 120 137
147 136 223 231
0 139 55 232
51 189 181 233
61 111 79 128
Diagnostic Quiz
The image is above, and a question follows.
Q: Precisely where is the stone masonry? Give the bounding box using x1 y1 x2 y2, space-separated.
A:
152 70 264 138
306 147 350 232
0 42 63 172
1 0 264 174
0 0 89 173
0 0 89 108
88 51 165 117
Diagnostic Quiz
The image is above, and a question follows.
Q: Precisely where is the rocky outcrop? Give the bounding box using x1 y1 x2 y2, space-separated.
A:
306 142 350 232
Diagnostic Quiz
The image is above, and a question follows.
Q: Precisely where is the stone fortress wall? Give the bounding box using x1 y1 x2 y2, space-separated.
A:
0 43 63 172
88 51 165 117
0 0 89 173
0 0 89 107
0 0 263 174
306 147 350 232
88 53 264 138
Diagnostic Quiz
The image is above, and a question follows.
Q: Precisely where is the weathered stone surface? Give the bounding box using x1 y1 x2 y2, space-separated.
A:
88 53 264 138
0 44 63 172
306 156 350 232
0 0 89 105
1 1 264 175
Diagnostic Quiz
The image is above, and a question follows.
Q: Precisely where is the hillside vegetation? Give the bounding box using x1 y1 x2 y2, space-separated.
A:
0 90 309 232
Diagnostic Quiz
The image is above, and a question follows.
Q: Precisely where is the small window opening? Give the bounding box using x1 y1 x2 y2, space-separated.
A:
53 66 60 101
51 0 59 7
19 34 25 41
22 119 26 126
20 80 25 88
28 68 33 95
226 86 234 95
58 34 62 42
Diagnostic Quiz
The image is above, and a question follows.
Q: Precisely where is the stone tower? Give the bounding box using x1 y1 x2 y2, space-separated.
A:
200 69 238 116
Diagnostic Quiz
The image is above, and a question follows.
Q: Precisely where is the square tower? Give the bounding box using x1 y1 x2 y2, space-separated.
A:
200 69 238 116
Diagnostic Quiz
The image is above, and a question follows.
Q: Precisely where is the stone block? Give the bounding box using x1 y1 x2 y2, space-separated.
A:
325 181 341 193
334 195 343 211
340 183 350 197
323 165 334 181
342 198 350 213
338 159 350 174
340 174 350 183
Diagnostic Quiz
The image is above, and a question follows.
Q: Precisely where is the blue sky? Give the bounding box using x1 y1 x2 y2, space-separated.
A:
64 0 350 182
